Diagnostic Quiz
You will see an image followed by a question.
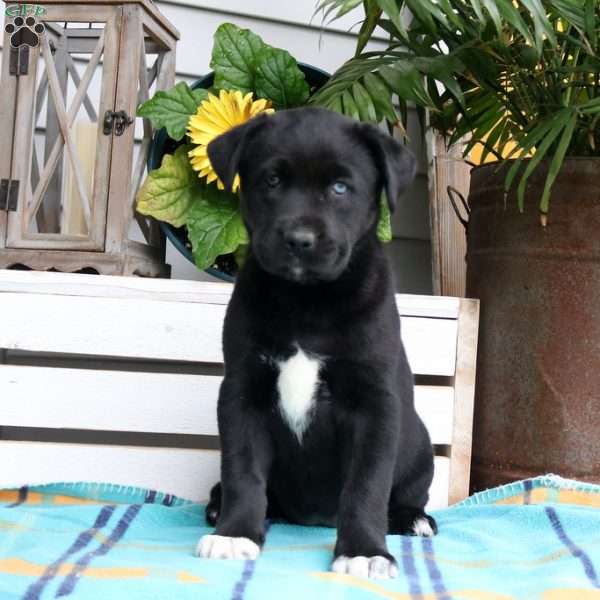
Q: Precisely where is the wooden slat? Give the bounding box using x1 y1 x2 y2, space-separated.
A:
32 1 179 40
1 365 454 444
396 294 460 319
403 317 458 376
448 298 479 504
427 132 470 297
0 442 449 508
0 442 219 502
429 456 450 510
414 386 454 445
0 292 226 363
105 4 144 254
0 271 460 316
0 365 220 436
0 26 18 250
0 291 457 374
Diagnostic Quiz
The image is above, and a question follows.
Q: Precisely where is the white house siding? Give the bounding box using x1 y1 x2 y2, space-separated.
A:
0 0 432 293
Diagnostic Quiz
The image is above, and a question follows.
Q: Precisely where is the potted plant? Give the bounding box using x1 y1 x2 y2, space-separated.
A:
136 23 392 280
312 0 600 489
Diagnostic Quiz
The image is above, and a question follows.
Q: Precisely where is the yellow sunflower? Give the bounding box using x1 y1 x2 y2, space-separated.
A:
187 90 274 192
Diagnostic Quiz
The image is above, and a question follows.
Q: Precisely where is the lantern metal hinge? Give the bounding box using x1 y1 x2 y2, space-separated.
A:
9 46 30 76
0 179 19 212
103 110 134 136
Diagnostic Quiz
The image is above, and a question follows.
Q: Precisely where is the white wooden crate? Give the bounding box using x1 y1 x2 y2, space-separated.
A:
0 269 479 508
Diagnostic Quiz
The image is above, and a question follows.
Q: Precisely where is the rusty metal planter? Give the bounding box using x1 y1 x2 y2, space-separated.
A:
467 158 600 491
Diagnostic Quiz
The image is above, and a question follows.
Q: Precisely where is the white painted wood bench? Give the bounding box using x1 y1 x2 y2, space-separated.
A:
0 269 479 508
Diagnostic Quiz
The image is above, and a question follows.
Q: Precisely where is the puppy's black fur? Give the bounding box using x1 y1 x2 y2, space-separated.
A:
204 108 436 566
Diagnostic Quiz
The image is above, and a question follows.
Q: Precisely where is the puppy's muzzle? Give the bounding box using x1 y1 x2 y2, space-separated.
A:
281 227 318 257
264 218 344 282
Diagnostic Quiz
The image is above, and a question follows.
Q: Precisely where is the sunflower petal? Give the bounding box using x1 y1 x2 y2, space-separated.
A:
186 89 275 187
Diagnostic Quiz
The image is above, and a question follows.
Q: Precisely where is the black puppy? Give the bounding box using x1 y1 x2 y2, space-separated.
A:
197 107 437 579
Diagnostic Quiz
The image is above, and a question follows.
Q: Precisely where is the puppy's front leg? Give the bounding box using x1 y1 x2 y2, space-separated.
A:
197 376 272 561
331 367 400 579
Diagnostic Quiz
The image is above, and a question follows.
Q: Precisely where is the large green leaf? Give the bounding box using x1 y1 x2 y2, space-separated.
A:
186 187 249 270
137 83 208 141
254 46 309 109
210 23 266 93
136 146 199 227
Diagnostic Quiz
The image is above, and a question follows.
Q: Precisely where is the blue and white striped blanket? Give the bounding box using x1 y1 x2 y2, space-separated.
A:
1 474 599 599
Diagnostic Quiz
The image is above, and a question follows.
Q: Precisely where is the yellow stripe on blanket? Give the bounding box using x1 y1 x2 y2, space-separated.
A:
312 573 517 600
495 488 549 505
543 590 600 600
558 490 600 509
0 558 149 579
0 491 42 504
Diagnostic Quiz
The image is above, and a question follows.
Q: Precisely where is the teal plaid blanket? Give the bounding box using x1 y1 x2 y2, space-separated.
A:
1 475 599 599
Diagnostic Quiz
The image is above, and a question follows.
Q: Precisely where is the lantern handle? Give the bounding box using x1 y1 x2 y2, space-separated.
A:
447 185 470 232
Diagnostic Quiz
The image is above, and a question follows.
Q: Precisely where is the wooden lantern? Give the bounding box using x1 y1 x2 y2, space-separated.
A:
0 0 178 276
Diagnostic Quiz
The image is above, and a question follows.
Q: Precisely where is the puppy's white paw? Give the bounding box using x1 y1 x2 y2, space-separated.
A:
331 555 398 580
196 534 260 560
412 517 435 537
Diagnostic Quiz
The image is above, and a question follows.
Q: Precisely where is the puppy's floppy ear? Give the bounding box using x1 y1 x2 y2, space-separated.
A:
356 123 417 212
207 113 269 191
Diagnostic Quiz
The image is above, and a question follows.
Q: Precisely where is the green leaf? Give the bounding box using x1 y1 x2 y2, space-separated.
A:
514 111 570 210
352 81 378 122
504 116 560 197
375 0 405 37
379 62 435 107
210 23 266 93
342 89 360 120
494 0 537 48
539 111 577 213
314 0 363 23
356 0 383 55
137 83 208 141
136 145 199 227
186 186 249 270
363 72 398 122
254 46 310 109
480 0 502 34
377 194 392 242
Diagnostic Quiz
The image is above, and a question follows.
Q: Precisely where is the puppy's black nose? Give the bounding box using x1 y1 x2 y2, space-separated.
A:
283 228 317 254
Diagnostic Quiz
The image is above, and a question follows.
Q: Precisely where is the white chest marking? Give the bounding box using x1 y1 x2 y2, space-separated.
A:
276 347 321 441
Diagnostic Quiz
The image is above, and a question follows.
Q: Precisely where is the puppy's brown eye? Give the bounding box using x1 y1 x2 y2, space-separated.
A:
267 174 280 188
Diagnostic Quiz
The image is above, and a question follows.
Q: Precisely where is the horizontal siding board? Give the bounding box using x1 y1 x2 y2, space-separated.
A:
154 4 386 78
156 0 388 39
0 442 450 507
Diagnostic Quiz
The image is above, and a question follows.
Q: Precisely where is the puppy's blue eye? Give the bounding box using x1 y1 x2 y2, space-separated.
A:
332 182 347 195
267 174 280 187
